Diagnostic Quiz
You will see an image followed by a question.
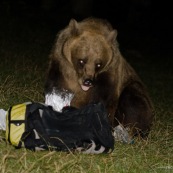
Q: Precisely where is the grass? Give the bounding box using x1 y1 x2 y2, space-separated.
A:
0 16 173 173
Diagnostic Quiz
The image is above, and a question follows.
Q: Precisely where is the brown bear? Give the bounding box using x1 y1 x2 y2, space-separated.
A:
45 17 154 139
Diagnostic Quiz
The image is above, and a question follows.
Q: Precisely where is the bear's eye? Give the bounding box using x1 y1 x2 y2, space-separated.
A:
95 63 102 70
78 59 85 67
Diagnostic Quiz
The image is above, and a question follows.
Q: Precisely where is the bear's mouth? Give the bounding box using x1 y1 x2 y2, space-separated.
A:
81 79 94 91
81 85 92 91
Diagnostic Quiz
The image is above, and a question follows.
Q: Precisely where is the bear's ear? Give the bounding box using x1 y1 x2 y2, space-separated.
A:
69 19 80 35
106 30 117 44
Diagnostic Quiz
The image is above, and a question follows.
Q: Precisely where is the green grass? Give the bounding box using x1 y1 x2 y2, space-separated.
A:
0 16 173 173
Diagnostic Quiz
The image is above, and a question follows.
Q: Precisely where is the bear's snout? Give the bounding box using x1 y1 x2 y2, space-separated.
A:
83 79 93 87
80 78 94 91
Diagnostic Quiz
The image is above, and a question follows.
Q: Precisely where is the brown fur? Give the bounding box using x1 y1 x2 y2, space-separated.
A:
45 18 154 138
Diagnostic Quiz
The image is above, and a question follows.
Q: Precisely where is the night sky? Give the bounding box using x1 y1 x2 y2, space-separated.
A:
0 0 173 55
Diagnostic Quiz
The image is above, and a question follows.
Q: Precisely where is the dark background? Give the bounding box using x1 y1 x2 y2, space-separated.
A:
0 0 173 59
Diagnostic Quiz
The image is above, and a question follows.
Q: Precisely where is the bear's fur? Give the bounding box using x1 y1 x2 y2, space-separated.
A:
45 18 154 138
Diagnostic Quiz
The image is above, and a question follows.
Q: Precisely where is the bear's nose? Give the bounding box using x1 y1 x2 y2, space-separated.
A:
83 79 93 86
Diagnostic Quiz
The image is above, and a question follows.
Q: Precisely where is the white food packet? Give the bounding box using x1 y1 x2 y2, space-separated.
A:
45 88 74 112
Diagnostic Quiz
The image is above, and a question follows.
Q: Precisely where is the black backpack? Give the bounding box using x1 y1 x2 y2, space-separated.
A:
6 102 114 154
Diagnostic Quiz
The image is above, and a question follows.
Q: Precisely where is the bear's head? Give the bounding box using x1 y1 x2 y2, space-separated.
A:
62 18 118 91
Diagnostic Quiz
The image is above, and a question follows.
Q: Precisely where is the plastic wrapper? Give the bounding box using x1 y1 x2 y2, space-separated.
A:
0 109 6 130
113 124 133 144
45 88 74 112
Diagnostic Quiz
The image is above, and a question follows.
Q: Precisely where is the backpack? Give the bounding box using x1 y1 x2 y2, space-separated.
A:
6 102 114 154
